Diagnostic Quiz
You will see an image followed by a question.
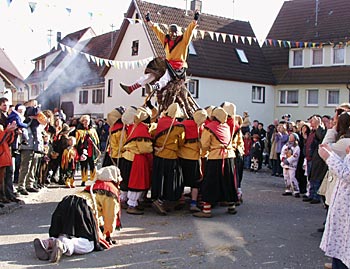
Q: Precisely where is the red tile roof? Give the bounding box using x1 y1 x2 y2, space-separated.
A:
262 0 350 84
104 0 275 85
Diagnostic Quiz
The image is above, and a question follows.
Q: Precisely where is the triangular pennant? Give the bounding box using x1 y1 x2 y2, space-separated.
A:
273 39 277 47
161 23 168 30
300 41 304 48
192 29 198 39
295 41 300 48
207 31 214 40
6 0 12 7
88 12 93 19
66 46 73 54
234 35 239 43
99 58 104 66
104 59 110 67
66 8 71 15
253 37 257 43
304 42 308 48
268 39 273 46
199 30 205 39
221 33 227 43
29 2 37 13
91 56 96 63
312 42 316 48
277 40 282 47
240 36 245 44
247 36 252 45
214 32 220 41
283 40 287 47
228 34 234 43
83 53 91 62
127 18 134 25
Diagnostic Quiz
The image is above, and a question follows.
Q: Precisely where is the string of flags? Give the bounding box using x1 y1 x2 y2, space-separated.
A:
126 18 350 48
126 18 258 45
57 42 153 70
6 1 350 49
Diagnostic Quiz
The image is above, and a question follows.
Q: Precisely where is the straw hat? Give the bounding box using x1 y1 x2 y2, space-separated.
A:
134 107 152 124
205 105 215 118
212 107 228 124
106 106 124 126
193 108 207 126
221 101 236 117
95 165 123 183
122 106 137 125
166 103 184 119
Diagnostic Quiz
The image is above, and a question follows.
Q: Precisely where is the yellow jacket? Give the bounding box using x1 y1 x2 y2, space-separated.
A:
200 128 235 159
152 21 197 68
154 125 185 159
76 190 119 236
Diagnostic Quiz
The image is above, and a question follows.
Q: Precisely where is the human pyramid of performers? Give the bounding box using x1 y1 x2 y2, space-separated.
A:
32 10 243 263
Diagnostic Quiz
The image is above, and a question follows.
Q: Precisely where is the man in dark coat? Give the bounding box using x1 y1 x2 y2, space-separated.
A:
303 115 327 204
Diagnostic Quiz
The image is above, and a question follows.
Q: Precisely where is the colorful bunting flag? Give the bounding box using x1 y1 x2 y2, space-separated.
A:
28 2 37 13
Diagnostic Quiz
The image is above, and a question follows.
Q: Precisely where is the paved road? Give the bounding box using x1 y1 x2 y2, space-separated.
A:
0 167 329 269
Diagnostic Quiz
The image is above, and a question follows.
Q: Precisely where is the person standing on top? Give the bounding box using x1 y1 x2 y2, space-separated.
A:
120 10 199 94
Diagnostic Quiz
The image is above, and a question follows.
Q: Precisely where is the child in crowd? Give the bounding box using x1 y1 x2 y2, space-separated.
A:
61 136 79 188
243 132 252 169
280 133 301 197
250 134 261 172
7 104 29 145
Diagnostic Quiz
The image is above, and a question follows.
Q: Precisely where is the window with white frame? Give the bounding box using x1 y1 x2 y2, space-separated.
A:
107 79 113 97
333 46 345 64
252 85 265 103
187 79 199 98
132 40 139 56
79 90 88 104
40 59 45 71
327 90 340 106
312 48 323 65
292 49 303 67
235 48 249 63
306 89 318 106
92 89 104 104
279 90 298 105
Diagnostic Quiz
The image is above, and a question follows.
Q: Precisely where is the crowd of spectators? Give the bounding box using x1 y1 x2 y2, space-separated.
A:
1 95 349 268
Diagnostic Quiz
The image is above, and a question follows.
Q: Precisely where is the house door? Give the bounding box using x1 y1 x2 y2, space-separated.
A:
61 101 74 119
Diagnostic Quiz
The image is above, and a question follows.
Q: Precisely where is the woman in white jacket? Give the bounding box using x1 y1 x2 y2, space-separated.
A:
318 143 350 269
280 133 300 197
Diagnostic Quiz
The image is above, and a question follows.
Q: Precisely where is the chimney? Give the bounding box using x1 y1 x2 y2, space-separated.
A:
57 32 61 43
190 0 202 12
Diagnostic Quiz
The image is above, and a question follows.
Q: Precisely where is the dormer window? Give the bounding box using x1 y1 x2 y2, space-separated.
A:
292 49 303 67
235 48 248 63
333 46 345 65
312 48 323 66
35 59 45 71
